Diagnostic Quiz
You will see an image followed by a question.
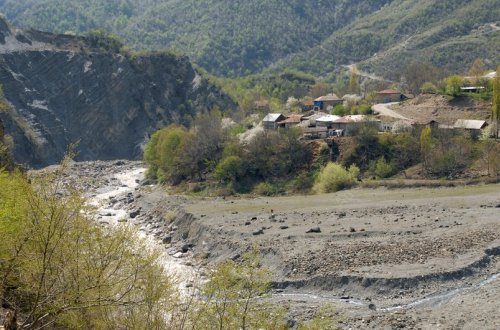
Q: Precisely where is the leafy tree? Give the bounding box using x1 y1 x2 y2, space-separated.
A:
0 162 178 329
214 156 243 183
492 65 500 138
348 65 360 95
313 163 359 193
445 75 464 97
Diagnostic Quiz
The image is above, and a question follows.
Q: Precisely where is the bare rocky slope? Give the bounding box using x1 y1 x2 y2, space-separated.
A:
0 18 234 168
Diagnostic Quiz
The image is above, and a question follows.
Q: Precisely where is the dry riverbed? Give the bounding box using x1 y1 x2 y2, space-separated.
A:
33 161 500 329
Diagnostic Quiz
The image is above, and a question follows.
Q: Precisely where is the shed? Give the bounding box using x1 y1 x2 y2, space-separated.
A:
376 89 403 103
453 119 488 138
301 100 315 111
262 113 286 129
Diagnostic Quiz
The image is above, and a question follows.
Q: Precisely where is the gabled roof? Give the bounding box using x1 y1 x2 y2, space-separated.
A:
262 113 284 122
377 89 401 95
278 114 304 124
302 100 314 106
315 94 342 102
453 119 488 130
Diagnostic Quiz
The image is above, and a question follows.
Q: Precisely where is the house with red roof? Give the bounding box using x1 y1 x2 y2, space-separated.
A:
376 89 404 103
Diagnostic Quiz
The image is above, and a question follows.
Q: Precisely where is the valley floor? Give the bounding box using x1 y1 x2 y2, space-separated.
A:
34 161 500 329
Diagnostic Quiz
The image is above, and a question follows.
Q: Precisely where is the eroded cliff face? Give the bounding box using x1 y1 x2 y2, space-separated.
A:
0 18 234 168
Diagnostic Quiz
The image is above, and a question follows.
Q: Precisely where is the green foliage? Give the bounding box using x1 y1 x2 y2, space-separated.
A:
214 156 243 183
0 166 177 329
195 248 286 329
313 163 359 193
253 182 275 196
332 104 347 116
492 65 500 138
421 82 438 94
445 75 464 97
369 156 395 178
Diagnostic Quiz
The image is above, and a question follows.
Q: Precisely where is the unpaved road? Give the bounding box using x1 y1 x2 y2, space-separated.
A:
372 102 409 120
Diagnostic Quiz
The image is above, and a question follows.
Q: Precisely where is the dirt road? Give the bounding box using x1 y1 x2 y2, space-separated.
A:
372 102 409 120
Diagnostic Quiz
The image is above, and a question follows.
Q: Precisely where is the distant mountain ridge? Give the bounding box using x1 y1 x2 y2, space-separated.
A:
0 0 498 79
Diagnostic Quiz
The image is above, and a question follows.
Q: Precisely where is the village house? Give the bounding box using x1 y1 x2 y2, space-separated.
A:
332 115 381 136
453 119 488 138
313 94 343 111
262 113 285 129
316 115 341 128
300 100 315 112
376 89 403 103
299 111 329 128
277 114 304 128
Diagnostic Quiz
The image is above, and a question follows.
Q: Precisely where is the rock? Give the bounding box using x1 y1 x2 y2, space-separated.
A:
368 303 377 311
280 225 289 230
181 244 191 253
245 221 251 226
253 228 264 236
173 252 184 258
496 204 500 208
162 235 172 244
349 227 356 233
340 295 350 300
130 210 140 218
306 227 321 233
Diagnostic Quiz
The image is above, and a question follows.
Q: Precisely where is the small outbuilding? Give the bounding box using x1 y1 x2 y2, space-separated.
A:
316 115 341 128
376 89 403 103
453 119 488 138
302 127 329 139
277 114 304 128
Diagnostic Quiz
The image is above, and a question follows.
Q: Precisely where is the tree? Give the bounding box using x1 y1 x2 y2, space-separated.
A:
445 75 464 97
195 249 286 330
492 65 500 138
348 65 360 95
468 58 486 81
403 62 443 95
420 127 432 173
0 162 178 329
214 156 243 183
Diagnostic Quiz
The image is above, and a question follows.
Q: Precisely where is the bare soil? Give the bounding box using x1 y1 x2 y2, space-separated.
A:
389 94 491 125
181 184 500 329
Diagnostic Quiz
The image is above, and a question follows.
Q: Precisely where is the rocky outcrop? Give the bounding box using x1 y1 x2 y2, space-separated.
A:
0 18 235 168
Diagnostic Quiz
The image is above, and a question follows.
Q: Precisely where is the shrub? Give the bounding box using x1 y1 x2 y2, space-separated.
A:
313 163 359 193
420 82 438 94
214 156 243 183
254 182 275 196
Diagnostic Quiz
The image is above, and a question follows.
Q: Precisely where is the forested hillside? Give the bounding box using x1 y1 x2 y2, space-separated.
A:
0 0 498 79
0 0 392 76
274 0 500 80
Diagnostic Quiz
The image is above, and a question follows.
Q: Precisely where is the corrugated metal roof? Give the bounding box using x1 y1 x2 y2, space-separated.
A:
262 113 284 122
316 115 341 122
453 119 488 130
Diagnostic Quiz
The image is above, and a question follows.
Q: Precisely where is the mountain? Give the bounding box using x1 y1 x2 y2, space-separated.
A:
0 17 234 168
0 0 392 76
0 1 498 80
272 0 500 80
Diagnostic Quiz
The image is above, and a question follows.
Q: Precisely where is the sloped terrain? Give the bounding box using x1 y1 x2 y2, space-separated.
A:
0 18 234 167
3 0 498 79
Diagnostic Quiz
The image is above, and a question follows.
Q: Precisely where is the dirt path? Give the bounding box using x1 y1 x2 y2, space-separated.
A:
372 102 409 120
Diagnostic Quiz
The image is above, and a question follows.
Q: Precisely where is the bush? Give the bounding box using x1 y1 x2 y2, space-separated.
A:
253 182 276 196
369 156 395 178
420 82 438 94
313 163 359 193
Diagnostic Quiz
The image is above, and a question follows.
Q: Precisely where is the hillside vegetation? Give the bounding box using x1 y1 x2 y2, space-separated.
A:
275 0 500 80
1 0 498 79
